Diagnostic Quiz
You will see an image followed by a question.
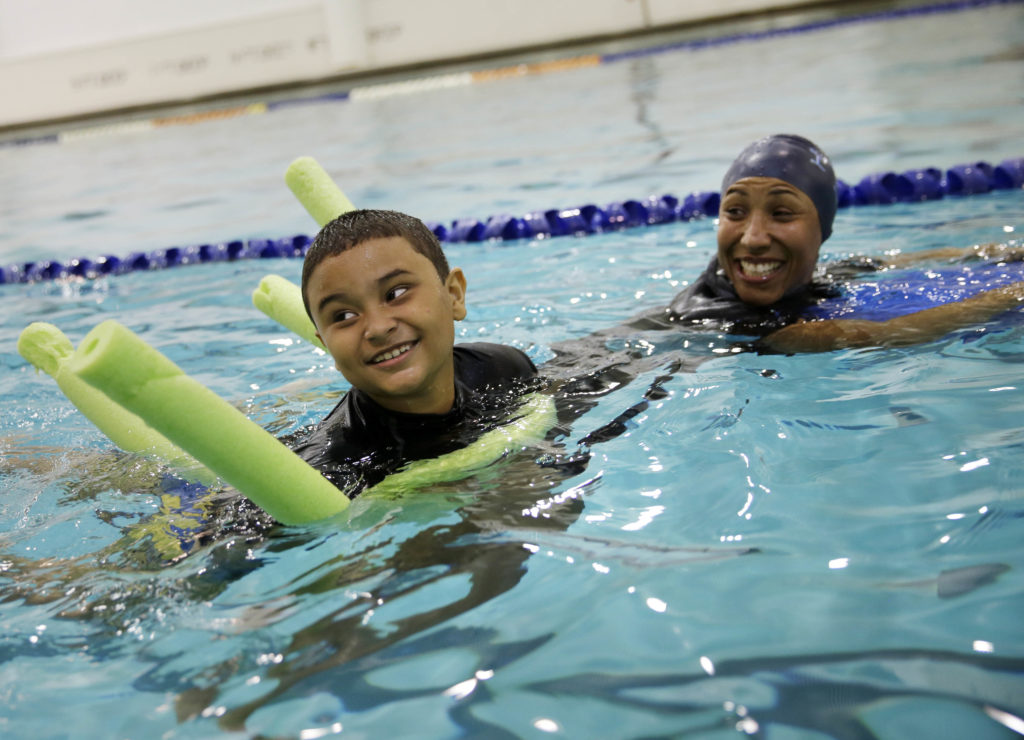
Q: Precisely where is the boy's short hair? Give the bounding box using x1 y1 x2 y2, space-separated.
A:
301 209 451 319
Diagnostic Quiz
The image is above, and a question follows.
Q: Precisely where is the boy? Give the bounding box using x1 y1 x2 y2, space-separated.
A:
291 209 539 497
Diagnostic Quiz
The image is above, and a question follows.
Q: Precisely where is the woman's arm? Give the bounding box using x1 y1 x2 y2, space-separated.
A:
762 282 1024 354
883 242 1024 268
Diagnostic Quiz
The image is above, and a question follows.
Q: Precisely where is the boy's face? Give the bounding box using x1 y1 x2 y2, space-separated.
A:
308 236 467 415
716 177 823 306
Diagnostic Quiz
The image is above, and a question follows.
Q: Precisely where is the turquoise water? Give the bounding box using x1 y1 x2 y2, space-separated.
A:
2 3 1024 738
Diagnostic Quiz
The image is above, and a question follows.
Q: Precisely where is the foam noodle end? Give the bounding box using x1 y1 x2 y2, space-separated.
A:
285 156 356 227
72 320 177 398
68 319 350 524
252 274 323 349
18 322 74 377
19 321 214 483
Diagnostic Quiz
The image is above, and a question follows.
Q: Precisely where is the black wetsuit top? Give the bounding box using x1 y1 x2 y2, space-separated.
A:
629 256 885 336
291 343 538 498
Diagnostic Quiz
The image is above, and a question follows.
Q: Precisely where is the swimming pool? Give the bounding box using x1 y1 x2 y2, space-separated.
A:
2 2 1024 737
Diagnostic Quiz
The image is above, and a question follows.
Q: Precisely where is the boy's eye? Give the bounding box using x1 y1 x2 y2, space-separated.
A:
334 309 357 323
386 285 410 301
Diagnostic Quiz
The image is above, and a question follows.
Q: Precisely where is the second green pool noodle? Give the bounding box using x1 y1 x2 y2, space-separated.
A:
67 319 350 525
253 274 323 349
285 156 356 227
17 322 214 484
364 392 557 499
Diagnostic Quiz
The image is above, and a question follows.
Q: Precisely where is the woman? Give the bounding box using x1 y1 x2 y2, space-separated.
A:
661 134 1024 353
552 134 1024 444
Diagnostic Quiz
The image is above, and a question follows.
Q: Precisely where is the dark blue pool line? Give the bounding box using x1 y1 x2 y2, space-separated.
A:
3 157 1022 285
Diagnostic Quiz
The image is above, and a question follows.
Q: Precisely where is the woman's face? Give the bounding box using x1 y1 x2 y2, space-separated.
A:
716 177 823 306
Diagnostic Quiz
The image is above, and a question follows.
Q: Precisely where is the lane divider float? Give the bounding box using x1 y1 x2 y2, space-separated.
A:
3 156 1022 286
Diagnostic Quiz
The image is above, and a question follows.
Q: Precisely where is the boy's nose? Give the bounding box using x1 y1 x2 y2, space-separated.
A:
363 309 397 341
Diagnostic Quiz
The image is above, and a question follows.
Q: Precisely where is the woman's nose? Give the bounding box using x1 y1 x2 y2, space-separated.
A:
740 212 771 250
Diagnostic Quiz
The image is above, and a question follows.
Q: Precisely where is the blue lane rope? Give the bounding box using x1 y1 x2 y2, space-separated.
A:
2 156 1022 285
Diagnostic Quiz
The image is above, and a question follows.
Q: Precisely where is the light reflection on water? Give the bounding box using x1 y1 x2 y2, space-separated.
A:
1 3 1024 738
10 211 1024 736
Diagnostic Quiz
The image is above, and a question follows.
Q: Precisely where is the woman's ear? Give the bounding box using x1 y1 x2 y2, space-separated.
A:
446 267 468 321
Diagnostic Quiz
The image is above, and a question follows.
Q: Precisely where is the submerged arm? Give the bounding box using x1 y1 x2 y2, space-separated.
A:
762 281 1024 354
883 241 1024 268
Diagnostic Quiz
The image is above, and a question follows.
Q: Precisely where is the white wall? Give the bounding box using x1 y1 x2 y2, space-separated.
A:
0 0 828 129
359 0 644 67
0 0 321 58
647 0 807 24
0 1 365 127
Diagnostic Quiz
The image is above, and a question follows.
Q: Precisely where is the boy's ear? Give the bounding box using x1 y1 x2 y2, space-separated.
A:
445 267 468 321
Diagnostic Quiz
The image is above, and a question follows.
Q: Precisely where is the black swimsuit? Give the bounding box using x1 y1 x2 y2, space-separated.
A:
290 343 538 497
629 256 884 336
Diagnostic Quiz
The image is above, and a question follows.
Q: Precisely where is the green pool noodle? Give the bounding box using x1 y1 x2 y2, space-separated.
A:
17 322 214 484
365 392 557 498
255 156 355 344
285 156 356 227
252 274 324 349
67 319 350 525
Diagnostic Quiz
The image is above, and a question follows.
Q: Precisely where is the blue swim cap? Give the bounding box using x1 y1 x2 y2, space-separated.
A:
721 134 837 242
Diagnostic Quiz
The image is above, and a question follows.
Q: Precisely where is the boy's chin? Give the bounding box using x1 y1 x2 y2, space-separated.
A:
367 382 441 413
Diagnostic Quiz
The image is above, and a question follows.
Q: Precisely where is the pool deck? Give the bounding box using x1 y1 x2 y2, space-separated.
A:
0 0 1004 145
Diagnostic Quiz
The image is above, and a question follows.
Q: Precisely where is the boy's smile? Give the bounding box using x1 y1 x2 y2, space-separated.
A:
308 236 467 415
717 177 823 306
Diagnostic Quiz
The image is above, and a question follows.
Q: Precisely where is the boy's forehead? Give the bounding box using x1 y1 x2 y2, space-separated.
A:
309 236 436 292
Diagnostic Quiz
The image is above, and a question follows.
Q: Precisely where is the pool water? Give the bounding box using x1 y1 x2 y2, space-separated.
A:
2 3 1024 738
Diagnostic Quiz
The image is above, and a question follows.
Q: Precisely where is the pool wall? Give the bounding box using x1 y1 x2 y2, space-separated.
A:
1 0 888 129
